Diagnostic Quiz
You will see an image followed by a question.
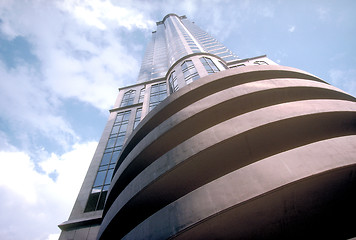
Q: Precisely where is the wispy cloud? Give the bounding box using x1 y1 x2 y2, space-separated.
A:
0 0 155 153
288 25 296 33
260 5 275 18
317 7 329 21
58 0 155 31
0 61 77 150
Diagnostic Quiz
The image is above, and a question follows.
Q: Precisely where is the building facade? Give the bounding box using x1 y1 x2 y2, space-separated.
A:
59 14 356 240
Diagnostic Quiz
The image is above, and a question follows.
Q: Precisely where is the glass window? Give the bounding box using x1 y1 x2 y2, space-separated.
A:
84 192 100 212
106 137 116 149
254 61 268 65
96 191 108 210
200 57 220 75
111 125 120 135
101 153 112 166
115 135 125 147
115 113 123 122
111 151 120 164
91 187 102 193
109 163 115 169
168 71 179 93
85 110 131 212
104 169 114 185
138 88 145 103
134 107 142 129
123 111 130 121
119 123 128 133
120 90 136 107
98 165 107 171
149 82 167 111
93 171 106 187
181 60 200 84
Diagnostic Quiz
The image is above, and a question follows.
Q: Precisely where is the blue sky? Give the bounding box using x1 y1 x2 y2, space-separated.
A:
0 0 355 239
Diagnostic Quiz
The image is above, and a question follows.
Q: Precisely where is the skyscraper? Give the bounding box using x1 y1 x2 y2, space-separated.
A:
59 14 356 240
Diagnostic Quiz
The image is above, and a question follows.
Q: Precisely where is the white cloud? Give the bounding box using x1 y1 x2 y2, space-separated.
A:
260 5 274 18
0 141 97 240
0 0 147 111
317 6 329 21
288 25 296 33
0 0 156 153
58 0 155 31
0 62 77 149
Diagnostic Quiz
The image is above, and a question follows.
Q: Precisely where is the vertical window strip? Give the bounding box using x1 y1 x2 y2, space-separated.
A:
134 107 142 129
138 88 145 103
84 110 131 212
168 71 179 93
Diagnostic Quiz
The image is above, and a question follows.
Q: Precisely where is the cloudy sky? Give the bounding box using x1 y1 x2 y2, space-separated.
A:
0 0 355 239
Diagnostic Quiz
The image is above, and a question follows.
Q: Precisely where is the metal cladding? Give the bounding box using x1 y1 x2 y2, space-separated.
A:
98 65 356 239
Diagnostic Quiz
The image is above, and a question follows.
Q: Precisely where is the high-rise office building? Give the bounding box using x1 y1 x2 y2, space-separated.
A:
59 14 356 240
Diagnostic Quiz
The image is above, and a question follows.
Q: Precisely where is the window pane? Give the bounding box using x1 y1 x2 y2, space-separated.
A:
106 137 116 148
115 114 123 122
105 169 114 185
160 83 166 91
99 165 107 171
111 151 120 164
101 153 111 166
111 125 120 134
91 187 102 193
84 192 99 212
207 58 219 72
93 171 106 187
123 111 131 121
115 135 125 147
151 85 159 93
119 123 128 133
97 191 108 210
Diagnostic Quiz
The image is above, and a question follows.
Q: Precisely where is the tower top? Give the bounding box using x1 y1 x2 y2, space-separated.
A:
156 13 187 25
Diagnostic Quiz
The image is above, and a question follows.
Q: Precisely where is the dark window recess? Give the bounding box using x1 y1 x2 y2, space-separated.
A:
84 192 100 212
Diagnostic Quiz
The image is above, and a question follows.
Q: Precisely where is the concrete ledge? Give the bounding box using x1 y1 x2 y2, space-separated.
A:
106 78 355 212
58 216 102 231
99 100 356 239
115 65 330 175
123 135 356 239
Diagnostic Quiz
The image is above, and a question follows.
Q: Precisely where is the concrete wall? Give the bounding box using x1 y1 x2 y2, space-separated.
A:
97 65 356 239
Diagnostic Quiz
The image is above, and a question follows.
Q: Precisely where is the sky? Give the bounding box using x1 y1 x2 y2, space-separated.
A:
0 0 355 239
